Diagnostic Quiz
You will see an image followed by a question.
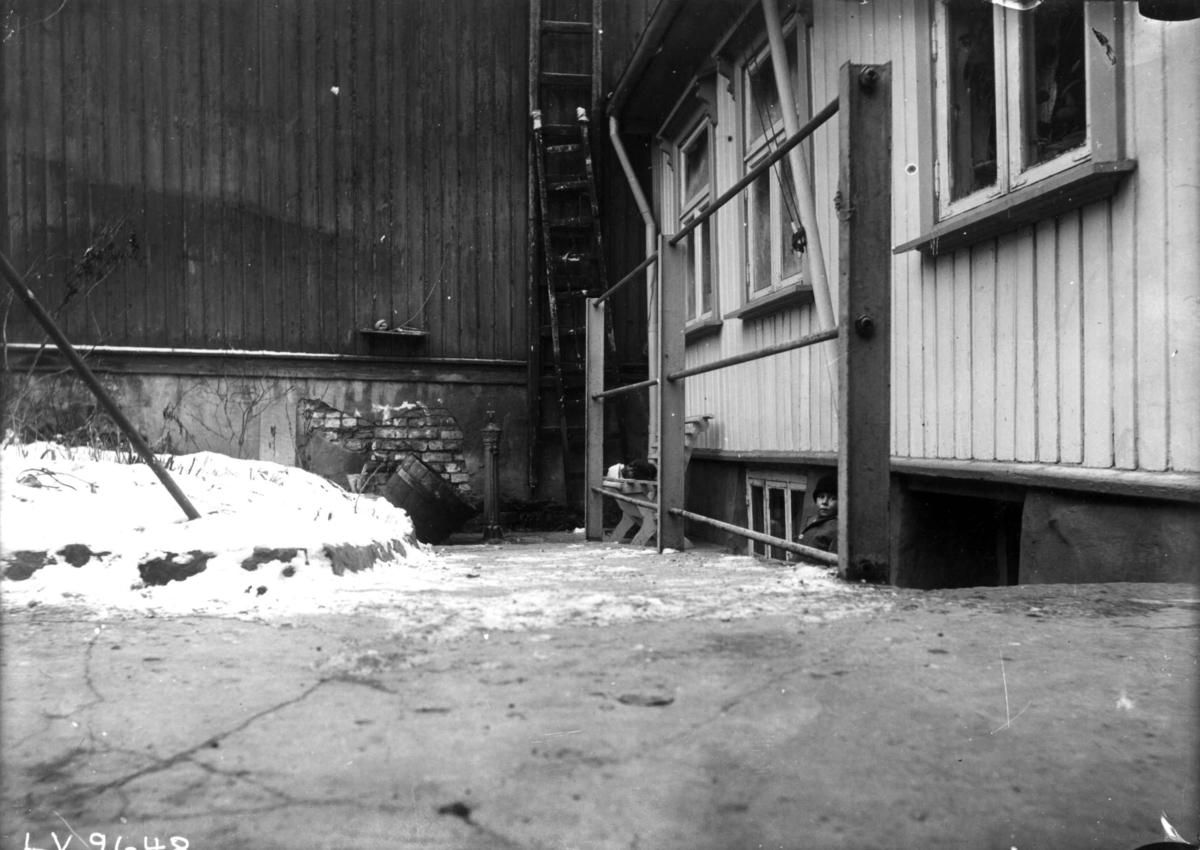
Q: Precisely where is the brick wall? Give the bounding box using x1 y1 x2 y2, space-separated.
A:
298 399 472 499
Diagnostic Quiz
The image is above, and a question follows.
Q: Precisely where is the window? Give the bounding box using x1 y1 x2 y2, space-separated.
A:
741 26 808 300
679 120 714 322
896 0 1129 255
747 471 808 561
935 0 1093 217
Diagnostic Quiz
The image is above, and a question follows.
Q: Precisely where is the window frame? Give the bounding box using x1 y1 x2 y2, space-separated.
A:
746 470 809 561
933 0 1093 219
678 117 716 325
897 0 1130 256
738 21 811 306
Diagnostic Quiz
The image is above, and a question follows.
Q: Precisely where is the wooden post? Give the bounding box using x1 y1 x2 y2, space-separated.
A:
657 234 687 551
837 63 892 582
584 297 606 541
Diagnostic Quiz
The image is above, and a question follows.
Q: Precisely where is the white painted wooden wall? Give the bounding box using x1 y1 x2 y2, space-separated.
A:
667 1 1199 475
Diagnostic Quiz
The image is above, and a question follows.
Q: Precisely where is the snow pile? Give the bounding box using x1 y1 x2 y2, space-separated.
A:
0 441 439 617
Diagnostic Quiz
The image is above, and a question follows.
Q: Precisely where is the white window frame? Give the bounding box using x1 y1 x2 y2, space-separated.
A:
740 22 809 302
746 470 808 561
678 118 715 324
933 0 1097 220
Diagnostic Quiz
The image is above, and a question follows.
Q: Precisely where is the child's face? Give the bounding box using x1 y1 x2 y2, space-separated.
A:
815 492 837 517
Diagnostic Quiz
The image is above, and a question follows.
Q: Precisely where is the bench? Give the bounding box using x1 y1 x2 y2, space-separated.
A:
603 414 713 547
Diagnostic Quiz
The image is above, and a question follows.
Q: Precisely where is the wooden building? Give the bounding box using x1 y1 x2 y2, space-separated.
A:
605 0 1199 584
0 0 656 507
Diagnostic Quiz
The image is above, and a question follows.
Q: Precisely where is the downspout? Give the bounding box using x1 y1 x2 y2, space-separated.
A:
608 116 660 456
605 0 684 461
762 0 840 401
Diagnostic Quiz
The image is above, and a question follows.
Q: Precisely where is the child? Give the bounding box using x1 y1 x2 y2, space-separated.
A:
798 472 838 555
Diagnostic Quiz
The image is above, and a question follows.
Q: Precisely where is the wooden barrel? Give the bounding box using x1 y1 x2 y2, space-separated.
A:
383 453 477 544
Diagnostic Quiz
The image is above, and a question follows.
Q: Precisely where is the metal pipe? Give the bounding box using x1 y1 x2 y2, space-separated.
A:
481 412 503 542
595 251 658 305
591 377 658 401
667 507 839 564
668 97 839 247
762 0 835 335
0 250 202 521
589 485 657 512
666 327 838 382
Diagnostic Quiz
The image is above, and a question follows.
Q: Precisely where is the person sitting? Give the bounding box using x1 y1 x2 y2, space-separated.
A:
797 472 838 557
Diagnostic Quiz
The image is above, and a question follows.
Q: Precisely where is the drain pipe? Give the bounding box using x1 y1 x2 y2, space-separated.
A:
762 0 834 333
608 115 661 458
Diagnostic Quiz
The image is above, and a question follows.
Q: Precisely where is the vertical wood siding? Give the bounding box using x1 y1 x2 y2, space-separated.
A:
679 1 1198 475
3 0 529 359
890 4 1200 474
888 8 1199 475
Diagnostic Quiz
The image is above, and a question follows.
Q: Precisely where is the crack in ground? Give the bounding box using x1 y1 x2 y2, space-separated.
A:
46 679 332 812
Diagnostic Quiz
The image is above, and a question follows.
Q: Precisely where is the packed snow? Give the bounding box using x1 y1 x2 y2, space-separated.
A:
1 439 890 638
0 440 436 618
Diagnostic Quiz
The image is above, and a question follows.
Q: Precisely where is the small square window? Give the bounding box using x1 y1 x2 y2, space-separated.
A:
746 471 809 560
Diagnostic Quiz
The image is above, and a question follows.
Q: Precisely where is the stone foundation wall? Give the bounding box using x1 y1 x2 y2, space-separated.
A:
1019 490 1200 584
298 399 472 500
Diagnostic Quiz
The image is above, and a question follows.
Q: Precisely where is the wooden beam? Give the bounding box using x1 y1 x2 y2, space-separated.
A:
657 234 687 551
837 62 892 583
584 297 606 540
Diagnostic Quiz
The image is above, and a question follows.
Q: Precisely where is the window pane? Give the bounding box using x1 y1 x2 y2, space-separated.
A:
684 130 710 201
750 171 772 292
746 36 800 149
700 218 712 315
1022 0 1086 167
750 484 765 556
768 487 786 560
947 2 997 200
777 158 802 280
747 54 780 143
790 488 805 548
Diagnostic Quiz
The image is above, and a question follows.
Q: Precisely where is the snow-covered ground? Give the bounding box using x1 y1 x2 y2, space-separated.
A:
1 439 890 638
0 440 438 618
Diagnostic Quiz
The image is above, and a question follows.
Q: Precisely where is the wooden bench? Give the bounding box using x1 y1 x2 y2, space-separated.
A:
603 414 713 547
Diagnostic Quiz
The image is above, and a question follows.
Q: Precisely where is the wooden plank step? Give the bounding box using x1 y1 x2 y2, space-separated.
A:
547 216 592 228
548 178 589 191
541 20 593 34
539 72 591 87
545 143 583 154
550 251 600 262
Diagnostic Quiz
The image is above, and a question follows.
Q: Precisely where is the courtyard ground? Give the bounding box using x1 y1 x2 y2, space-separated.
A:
2 532 1197 850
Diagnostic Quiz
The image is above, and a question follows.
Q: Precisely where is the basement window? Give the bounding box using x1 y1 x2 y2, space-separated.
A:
747 470 807 560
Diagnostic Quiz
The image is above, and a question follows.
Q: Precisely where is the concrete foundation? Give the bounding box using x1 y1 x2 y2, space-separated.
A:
2 370 530 503
1020 489 1200 584
682 459 1198 587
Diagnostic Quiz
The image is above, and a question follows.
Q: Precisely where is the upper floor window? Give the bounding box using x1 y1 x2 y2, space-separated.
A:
741 24 809 299
680 120 714 322
935 0 1092 217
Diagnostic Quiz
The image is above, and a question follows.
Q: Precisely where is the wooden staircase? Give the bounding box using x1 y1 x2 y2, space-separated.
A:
528 0 608 507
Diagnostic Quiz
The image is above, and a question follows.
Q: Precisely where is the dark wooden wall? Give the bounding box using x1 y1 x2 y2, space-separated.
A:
2 0 529 359
597 0 656 373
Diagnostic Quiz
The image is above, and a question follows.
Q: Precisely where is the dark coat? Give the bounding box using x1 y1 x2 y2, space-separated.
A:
798 514 838 555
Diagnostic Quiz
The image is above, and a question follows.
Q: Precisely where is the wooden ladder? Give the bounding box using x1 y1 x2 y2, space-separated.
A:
528 0 613 507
